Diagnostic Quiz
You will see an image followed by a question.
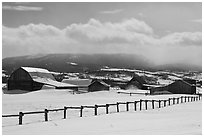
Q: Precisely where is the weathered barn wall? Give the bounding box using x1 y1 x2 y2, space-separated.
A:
88 81 109 92
7 68 43 91
150 80 196 95
167 80 196 94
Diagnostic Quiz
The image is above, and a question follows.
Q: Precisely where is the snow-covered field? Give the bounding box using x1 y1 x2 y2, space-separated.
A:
2 89 202 135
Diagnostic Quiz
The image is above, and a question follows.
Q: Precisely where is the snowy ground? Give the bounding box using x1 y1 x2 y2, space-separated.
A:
2 89 202 135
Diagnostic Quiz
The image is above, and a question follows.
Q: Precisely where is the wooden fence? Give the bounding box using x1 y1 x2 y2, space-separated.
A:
117 91 149 96
2 94 202 125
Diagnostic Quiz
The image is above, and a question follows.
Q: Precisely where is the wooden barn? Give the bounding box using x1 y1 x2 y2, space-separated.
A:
150 80 196 95
88 80 110 92
7 67 78 91
125 75 147 90
183 78 196 85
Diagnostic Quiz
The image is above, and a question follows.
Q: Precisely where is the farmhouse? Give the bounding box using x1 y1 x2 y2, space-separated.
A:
150 80 196 95
88 80 110 92
7 67 78 91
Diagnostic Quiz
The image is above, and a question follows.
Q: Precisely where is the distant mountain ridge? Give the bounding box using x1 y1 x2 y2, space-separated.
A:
2 53 201 74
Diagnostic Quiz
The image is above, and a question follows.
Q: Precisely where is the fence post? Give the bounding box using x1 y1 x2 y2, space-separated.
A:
19 112 23 125
64 106 67 119
80 106 83 117
158 100 161 108
44 109 48 122
173 98 175 104
126 102 129 111
145 100 148 110
106 104 109 114
177 98 179 104
184 96 186 102
188 96 190 102
194 96 196 101
164 100 166 107
134 101 137 111
191 97 193 102
130 93 132 96
140 100 142 111
116 102 119 112
95 105 98 115
152 100 154 109
168 98 171 106
199 95 201 100
181 96 183 103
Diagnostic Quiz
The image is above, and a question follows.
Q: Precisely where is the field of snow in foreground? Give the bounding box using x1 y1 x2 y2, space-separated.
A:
3 101 202 135
2 89 202 135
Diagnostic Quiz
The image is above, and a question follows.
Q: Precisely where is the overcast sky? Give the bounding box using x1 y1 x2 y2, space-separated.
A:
2 2 202 67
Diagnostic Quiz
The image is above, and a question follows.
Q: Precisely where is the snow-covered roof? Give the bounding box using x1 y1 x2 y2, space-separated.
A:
33 77 77 88
62 79 92 86
89 80 110 87
22 67 50 73
21 67 77 88
21 67 55 81
143 84 163 88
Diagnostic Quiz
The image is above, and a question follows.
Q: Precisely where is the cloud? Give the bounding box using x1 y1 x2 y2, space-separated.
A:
191 19 202 23
2 5 43 11
2 18 202 67
160 32 202 46
100 9 123 14
138 13 145 18
65 18 154 43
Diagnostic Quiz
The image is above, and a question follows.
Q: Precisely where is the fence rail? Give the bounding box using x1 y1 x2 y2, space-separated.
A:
2 94 202 126
117 91 148 96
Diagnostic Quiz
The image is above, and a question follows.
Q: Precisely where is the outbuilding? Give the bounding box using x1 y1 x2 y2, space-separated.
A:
7 67 77 91
125 74 146 90
88 80 110 92
150 80 196 95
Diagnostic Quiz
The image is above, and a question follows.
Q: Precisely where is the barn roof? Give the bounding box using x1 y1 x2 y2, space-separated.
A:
22 67 50 73
21 67 55 80
21 67 77 88
129 74 146 85
169 79 193 87
89 80 110 87
62 79 92 87
33 77 77 88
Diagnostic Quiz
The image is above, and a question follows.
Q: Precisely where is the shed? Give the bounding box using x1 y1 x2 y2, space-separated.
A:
150 80 196 95
7 67 78 91
88 80 110 92
167 80 196 94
